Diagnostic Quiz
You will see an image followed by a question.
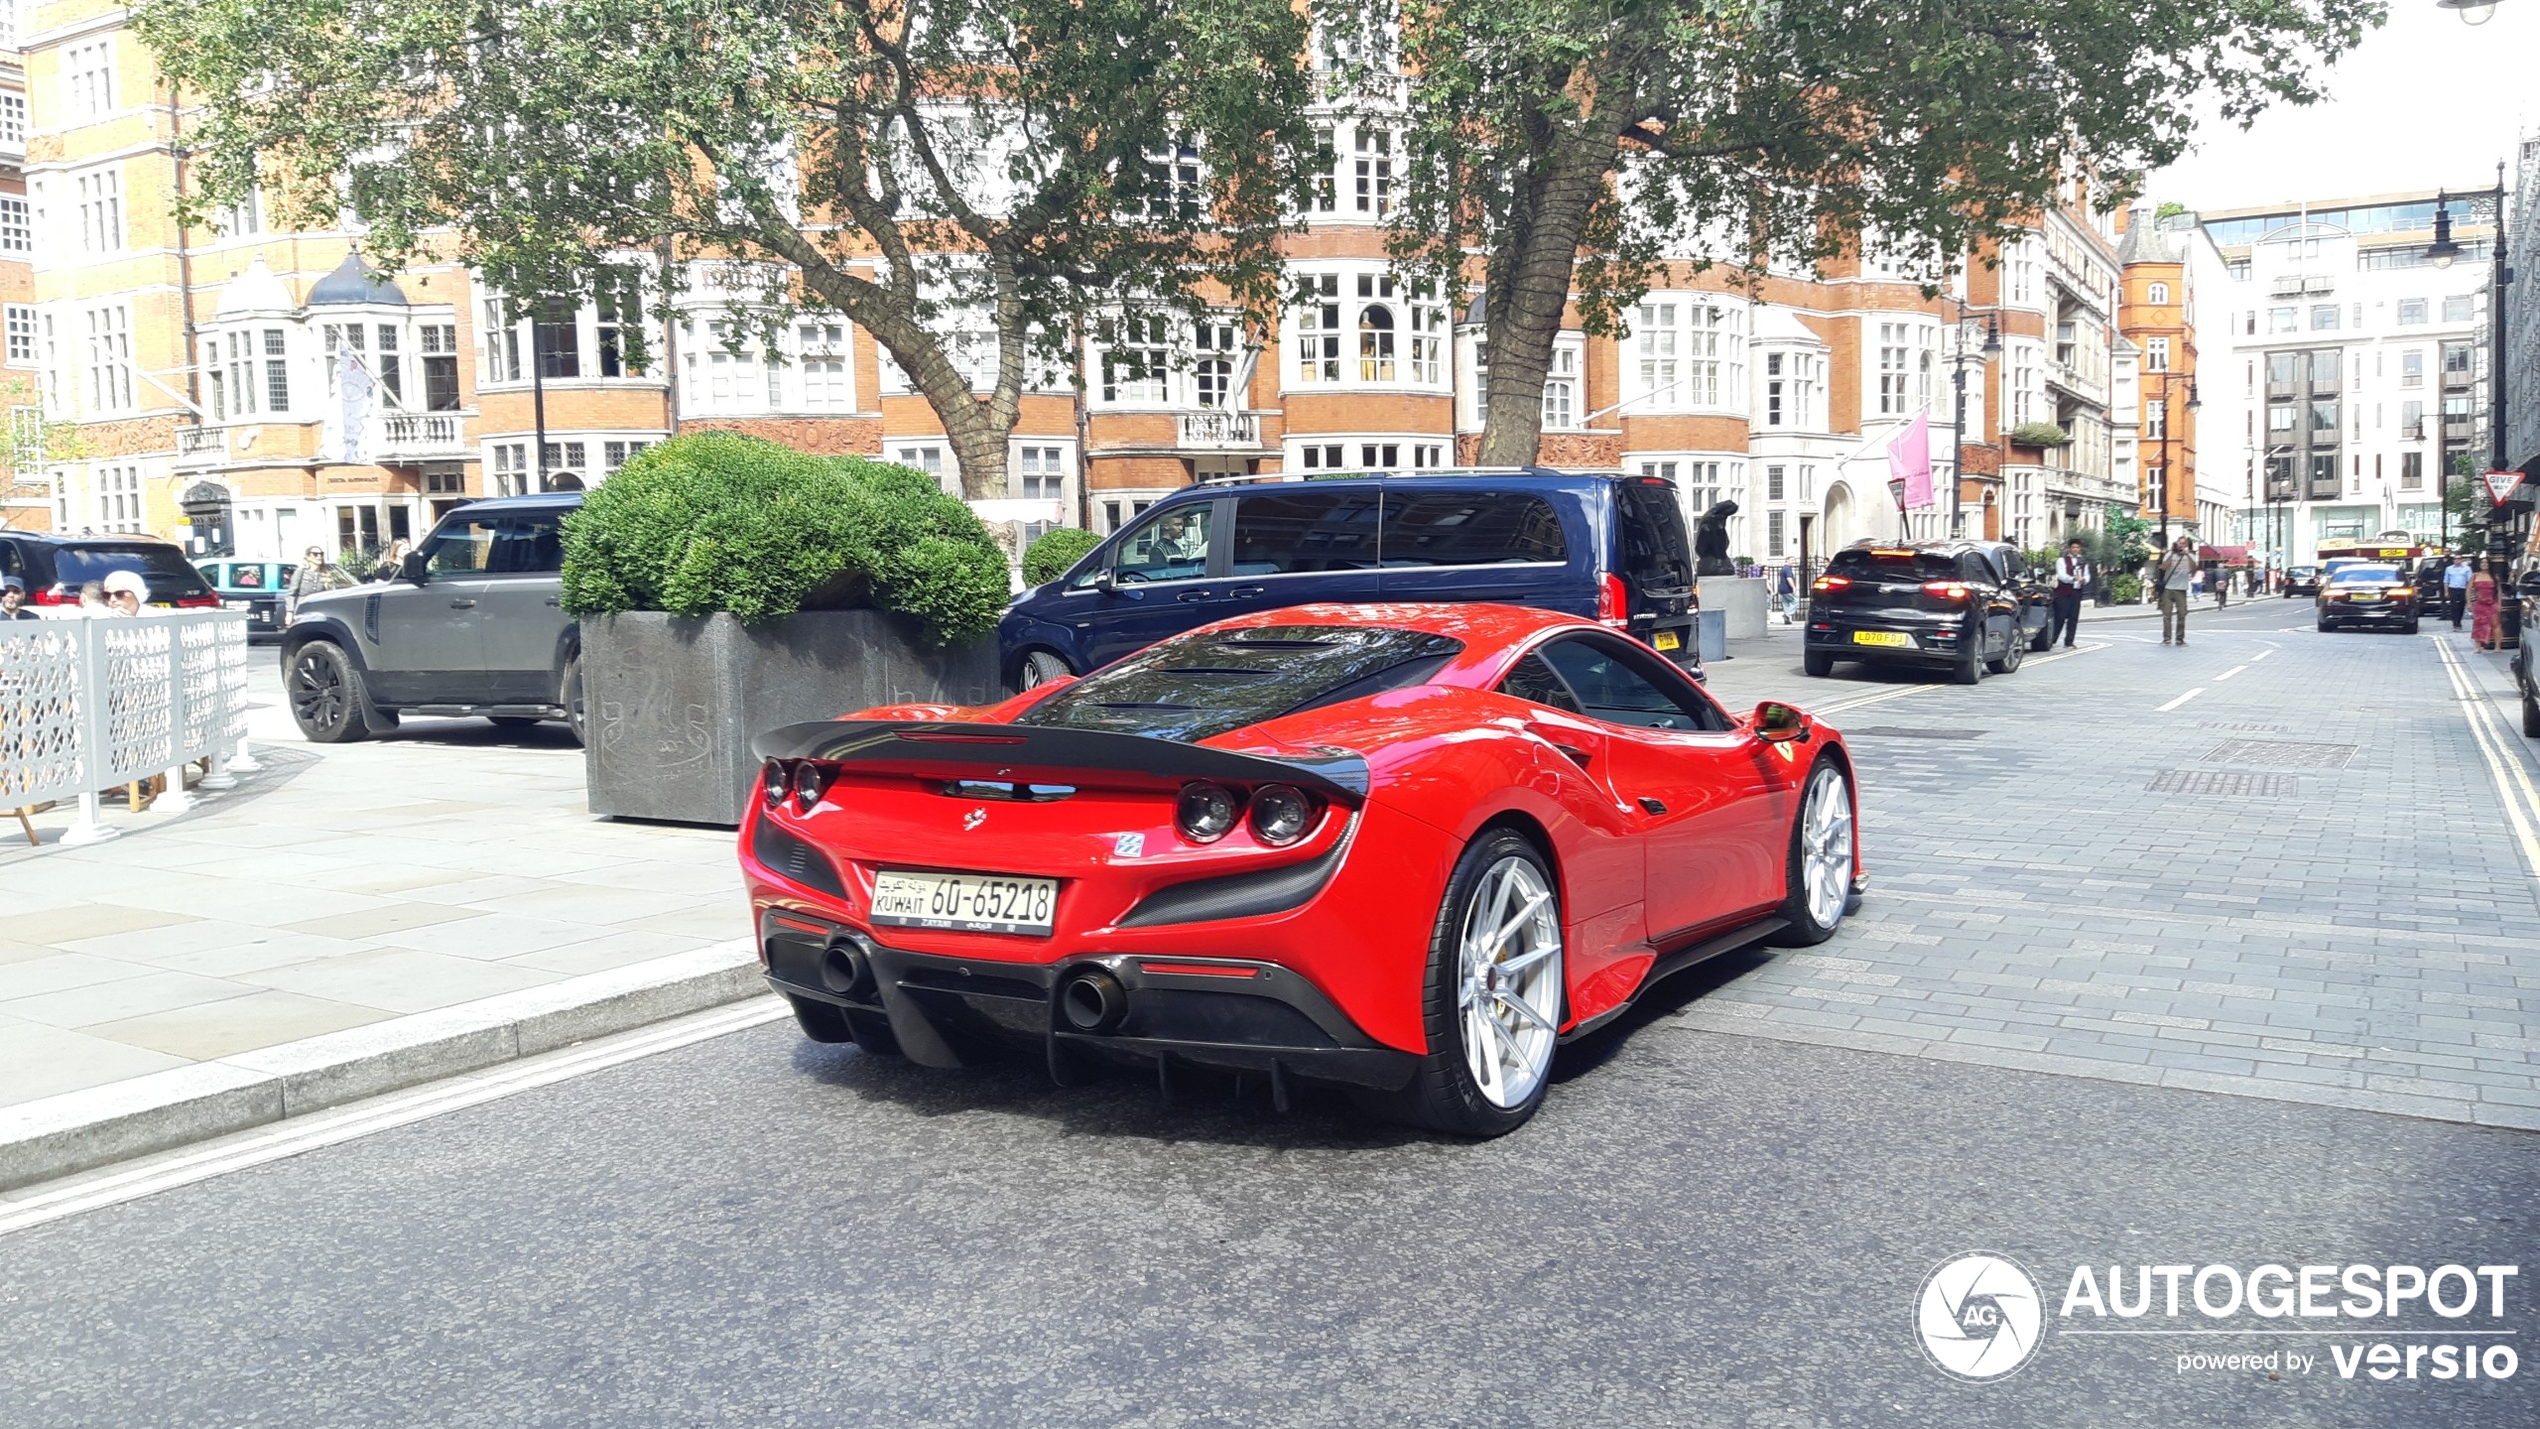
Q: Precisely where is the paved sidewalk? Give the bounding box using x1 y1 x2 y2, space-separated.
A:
1 666 751 1114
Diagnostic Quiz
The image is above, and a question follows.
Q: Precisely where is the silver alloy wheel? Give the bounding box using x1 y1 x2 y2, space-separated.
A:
1456 854 1563 1109
1801 767 1855 930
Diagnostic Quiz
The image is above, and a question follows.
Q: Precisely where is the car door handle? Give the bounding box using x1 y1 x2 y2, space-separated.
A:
448 599 477 609
1175 589 1219 603
1637 797 1667 815
1229 586 1264 598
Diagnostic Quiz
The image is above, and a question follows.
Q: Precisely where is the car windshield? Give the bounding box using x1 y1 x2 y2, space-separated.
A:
51 546 212 591
1015 624 1464 742
2328 566 2401 586
1826 548 1961 581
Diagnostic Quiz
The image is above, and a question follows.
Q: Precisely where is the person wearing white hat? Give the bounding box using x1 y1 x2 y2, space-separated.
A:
100 569 147 616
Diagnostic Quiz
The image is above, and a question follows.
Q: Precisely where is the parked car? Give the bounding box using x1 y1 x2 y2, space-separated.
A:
746 602 1858 1136
996 468 1701 692
278 494 586 743
195 559 298 639
2314 563 2420 633
2513 566 2540 737
2280 565 2321 598
1800 540 2051 684
0 533 222 609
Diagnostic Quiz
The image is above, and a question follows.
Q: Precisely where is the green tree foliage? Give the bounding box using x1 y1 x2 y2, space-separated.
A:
560 433 1008 644
1344 0 2380 464
141 0 1317 501
1022 527 1104 586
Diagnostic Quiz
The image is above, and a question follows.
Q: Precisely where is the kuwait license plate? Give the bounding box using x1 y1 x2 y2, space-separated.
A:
222 600 250 611
870 869 1058 936
1654 629 1682 652
1852 630 1912 647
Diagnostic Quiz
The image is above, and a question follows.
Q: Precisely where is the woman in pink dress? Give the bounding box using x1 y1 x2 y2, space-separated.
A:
2470 563 2501 649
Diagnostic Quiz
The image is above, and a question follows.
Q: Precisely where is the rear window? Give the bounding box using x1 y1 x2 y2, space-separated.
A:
1016 624 1464 742
1615 480 1692 585
1827 548 1962 581
2328 565 2401 585
1378 492 1567 567
50 545 213 592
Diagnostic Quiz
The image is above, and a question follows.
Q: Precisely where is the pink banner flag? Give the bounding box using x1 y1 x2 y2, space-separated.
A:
1890 411 1933 509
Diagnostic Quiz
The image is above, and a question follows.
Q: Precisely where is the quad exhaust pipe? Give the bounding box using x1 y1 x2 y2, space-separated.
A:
1058 968 1128 1034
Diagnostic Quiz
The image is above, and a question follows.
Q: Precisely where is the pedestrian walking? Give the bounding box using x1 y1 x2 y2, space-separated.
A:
287 546 345 622
2212 564 2230 609
0 577 36 620
2471 561 2501 649
2048 539 2088 649
2154 536 2199 645
2443 554 2472 629
1774 563 1798 624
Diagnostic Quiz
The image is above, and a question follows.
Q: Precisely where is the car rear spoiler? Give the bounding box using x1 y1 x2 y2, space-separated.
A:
748 721 1370 804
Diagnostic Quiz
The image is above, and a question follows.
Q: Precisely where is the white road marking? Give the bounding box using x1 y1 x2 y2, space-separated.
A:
2251 648 2275 662
2155 687 2205 712
2431 638 2540 885
0 997 791 1237
2213 665 2247 682
1807 642 2102 718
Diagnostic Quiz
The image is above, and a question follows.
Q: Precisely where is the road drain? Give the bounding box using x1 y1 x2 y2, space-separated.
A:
2148 769 2304 797
2201 739 2358 770
2198 721 2288 733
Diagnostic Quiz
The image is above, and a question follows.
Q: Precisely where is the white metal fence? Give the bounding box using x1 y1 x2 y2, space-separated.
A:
2 611 256 844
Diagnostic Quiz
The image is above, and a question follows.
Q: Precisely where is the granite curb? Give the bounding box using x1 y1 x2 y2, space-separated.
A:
0 939 768 1193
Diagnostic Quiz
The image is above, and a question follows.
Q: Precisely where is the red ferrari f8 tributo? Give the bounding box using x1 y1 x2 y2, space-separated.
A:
742 603 1860 1135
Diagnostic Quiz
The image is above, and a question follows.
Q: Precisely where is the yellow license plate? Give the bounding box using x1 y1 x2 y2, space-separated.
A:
1852 631 1912 647
2350 593 2380 602
1654 629 1681 651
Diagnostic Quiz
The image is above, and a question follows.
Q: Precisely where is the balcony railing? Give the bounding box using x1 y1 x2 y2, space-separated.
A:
1177 410 1259 449
376 412 468 460
174 426 226 463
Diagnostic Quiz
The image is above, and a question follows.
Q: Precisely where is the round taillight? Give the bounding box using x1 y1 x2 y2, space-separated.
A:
1248 785 1314 846
762 759 792 806
1176 782 1239 843
793 761 833 812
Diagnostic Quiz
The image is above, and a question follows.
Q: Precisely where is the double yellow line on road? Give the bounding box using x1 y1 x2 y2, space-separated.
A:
2432 638 2540 885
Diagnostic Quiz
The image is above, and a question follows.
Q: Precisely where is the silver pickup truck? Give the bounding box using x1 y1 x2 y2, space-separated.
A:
279 494 587 744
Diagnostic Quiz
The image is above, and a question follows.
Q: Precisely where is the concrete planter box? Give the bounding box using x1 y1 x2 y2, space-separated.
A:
1697 575 1769 641
582 610 1000 826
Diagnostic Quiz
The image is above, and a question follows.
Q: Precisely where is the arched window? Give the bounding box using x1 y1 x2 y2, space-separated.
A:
1358 305 1395 381
2147 282 2170 306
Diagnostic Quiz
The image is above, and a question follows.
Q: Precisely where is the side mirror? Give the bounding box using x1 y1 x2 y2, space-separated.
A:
1753 701 1808 743
400 550 430 584
1091 566 1119 595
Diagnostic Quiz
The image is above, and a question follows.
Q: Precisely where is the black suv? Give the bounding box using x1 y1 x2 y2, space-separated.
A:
279 494 586 743
1802 540 2050 684
0 533 221 609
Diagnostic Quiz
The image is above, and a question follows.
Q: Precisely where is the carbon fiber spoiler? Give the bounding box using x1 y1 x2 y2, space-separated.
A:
748 721 1371 803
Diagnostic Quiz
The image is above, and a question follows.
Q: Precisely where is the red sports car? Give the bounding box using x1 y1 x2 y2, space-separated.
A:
742 602 1860 1135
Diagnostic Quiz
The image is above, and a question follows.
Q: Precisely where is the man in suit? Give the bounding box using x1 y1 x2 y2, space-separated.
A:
2047 539 2089 650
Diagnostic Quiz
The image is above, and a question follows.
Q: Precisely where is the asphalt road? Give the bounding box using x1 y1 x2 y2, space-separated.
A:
3 597 2535 1428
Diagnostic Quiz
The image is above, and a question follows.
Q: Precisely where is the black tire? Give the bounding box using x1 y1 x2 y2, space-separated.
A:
561 655 587 747
1016 648 1073 693
2522 688 2540 739
2317 620 2333 633
488 716 544 732
1767 758 1856 947
1952 639 1985 685
2404 619 2421 635
2029 624 2053 653
1987 631 2025 675
287 641 378 743
787 994 855 1044
1363 828 1562 1138
1802 649 1835 677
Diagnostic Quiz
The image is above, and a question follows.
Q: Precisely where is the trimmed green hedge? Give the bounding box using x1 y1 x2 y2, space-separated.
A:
560 432 1008 645
1022 527 1102 586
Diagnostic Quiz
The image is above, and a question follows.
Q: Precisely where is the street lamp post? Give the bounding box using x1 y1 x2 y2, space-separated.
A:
2427 166 2517 558
1945 300 2003 540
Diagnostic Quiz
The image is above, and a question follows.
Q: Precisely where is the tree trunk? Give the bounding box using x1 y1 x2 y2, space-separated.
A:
1475 126 1612 468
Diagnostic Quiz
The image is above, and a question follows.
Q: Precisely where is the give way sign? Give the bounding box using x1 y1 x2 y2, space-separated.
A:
2484 469 2524 507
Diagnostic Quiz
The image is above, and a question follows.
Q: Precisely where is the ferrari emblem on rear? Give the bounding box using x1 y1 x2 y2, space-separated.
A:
963 806 987 831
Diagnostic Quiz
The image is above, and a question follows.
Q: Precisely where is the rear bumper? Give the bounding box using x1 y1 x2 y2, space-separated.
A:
1803 616 1970 664
2319 602 2417 624
758 909 1419 1090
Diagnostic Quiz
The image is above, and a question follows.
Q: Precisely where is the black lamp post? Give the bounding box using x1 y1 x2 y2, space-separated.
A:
2427 166 2517 558
1946 302 2002 539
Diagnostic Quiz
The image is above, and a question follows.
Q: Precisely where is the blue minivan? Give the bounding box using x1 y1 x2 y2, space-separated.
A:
997 468 1702 690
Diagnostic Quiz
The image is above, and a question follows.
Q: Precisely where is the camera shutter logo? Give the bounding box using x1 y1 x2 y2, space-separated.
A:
1916 1252 2044 1381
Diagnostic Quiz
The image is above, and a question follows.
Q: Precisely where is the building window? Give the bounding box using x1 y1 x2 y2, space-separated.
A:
1297 443 1345 470
0 94 24 148
373 324 404 406
2007 243 2037 305
535 299 581 378
1018 445 1067 501
1764 465 1786 501
1766 509 1786 558
3 306 32 367
2401 451 2424 491
490 442 528 496
1636 302 1678 407
2268 307 2296 334
418 324 461 411
1688 304 1740 408
1352 129 1394 216
1878 323 1909 415
2401 400 2424 439
540 440 588 489
67 41 117 120
2307 305 2337 331
1357 303 1395 382
1412 443 1444 469
2145 398 2166 440
321 321 366 396
2144 337 2169 372
1542 346 1578 430
84 306 135 413
1763 352 1784 426
893 444 949 491
602 440 650 476
2443 294 2474 323
0 197 27 254
2310 399 2338 436
1294 275 1341 384
1407 299 1444 386
218 187 264 238
797 322 850 410
1101 315 1170 404
2443 343 2474 379
596 286 644 378
95 465 143 533
77 168 123 252
263 328 291 411
2146 282 2170 306
1357 442 1400 468
1308 127 1338 214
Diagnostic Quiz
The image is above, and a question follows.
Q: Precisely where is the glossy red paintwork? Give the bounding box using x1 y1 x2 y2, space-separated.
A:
740 602 1857 1056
